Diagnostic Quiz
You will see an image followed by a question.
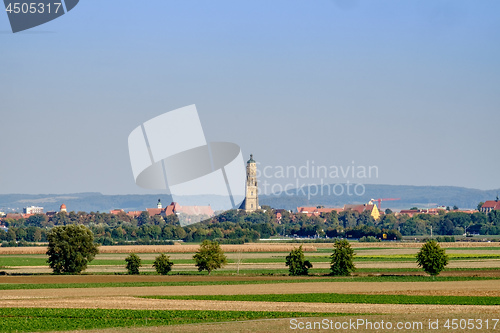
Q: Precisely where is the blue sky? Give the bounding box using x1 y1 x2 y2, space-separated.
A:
1 0 499 194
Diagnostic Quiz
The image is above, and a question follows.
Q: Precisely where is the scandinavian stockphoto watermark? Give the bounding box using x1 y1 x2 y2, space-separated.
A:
128 105 246 225
3 0 79 33
257 160 378 199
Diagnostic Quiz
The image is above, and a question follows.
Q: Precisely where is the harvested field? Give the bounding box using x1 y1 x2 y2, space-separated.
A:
0 243 318 255
1 296 499 315
2 242 498 255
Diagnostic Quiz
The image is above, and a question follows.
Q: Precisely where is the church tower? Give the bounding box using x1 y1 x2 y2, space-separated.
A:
244 154 259 212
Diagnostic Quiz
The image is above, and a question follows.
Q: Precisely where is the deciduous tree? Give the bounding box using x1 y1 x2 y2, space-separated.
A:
416 240 448 276
125 253 141 275
330 239 355 276
285 245 312 276
193 240 227 275
46 225 99 274
153 253 174 275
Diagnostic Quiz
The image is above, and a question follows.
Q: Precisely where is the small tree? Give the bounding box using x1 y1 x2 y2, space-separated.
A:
285 245 312 276
416 240 448 276
153 253 174 275
125 253 141 275
330 239 355 276
193 240 227 275
46 224 99 274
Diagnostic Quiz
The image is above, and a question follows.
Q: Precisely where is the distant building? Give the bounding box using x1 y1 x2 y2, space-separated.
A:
398 209 423 217
126 211 142 218
0 211 5 217
296 206 343 217
480 200 500 214
239 154 259 212
145 199 165 216
126 200 214 226
23 206 44 214
60 204 67 213
5 213 24 220
343 203 380 220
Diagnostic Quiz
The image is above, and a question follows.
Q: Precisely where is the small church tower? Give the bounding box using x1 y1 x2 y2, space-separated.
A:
244 154 259 212
157 199 162 209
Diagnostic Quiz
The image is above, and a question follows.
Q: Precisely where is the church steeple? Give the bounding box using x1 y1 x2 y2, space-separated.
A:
244 154 259 212
157 199 162 209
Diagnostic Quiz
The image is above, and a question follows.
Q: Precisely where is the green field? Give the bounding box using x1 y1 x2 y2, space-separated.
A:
143 293 500 305
0 275 498 291
1 252 499 268
0 308 352 333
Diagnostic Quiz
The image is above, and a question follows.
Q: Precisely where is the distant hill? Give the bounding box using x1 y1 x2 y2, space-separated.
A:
0 184 498 213
0 193 174 213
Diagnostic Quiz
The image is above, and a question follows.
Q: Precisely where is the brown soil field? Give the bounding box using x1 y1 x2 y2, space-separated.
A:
0 274 311 284
2 278 500 332
1 280 499 298
1 296 499 315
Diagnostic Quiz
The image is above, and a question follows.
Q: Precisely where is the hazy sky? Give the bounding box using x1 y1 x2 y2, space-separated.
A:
1 0 499 195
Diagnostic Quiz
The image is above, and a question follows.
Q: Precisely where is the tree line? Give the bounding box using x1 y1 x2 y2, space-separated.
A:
1 205 499 246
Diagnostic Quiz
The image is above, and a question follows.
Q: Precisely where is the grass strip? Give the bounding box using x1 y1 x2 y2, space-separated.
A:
0 307 353 332
0 276 498 290
143 293 500 306
3 253 500 267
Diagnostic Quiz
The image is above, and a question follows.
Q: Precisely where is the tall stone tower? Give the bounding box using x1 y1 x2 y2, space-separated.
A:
244 154 259 212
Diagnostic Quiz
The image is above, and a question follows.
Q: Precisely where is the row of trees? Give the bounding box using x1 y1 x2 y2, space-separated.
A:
285 239 449 277
125 253 174 275
45 225 227 275
46 225 448 277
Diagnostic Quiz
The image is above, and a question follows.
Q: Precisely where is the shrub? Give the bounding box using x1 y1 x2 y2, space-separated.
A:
359 236 381 243
330 239 355 276
125 253 142 275
153 253 174 275
193 240 227 275
435 236 455 243
416 240 449 276
46 225 99 274
285 245 312 276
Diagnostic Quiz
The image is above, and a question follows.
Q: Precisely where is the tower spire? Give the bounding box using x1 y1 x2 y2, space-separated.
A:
243 154 258 212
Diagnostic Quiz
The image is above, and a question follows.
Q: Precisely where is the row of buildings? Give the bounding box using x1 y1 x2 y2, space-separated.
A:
297 203 381 219
296 199 500 220
110 199 214 222
0 204 67 221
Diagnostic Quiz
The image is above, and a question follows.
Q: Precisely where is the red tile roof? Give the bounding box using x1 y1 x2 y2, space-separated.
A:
343 204 377 214
126 211 143 218
296 207 318 214
5 213 24 220
174 203 214 217
146 208 163 216
482 201 500 210
297 206 343 217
